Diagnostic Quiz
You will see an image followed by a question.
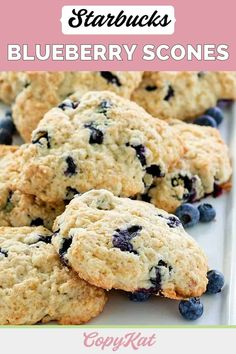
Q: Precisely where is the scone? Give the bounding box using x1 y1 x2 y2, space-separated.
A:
52 189 208 299
0 146 64 229
10 91 183 203
140 120 232 212
0 226 107 325
0 71 143 141
132 71 236 120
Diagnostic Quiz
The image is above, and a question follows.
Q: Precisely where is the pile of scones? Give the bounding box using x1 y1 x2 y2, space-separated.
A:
0 71 234 324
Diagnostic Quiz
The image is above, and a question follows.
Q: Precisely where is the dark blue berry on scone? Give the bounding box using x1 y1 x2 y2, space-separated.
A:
213 183 223 198
127 143 146 166
59 237 73 264
100 72 121 86
166 216 181 228
198 203 216 222
0 248 8 257
32 131 51 148
171 174 197 203
194 115 217 128
206 270 225 294
128 291 152 302
164 85 174 101
97 99 112 114
205 107 224 126
58 100 79 110
179 297 204 320
146 165 165 177
197 72 206 79
85 123 104 144
64 156 77 176
145 85 157 91
64 187 80 201
30 218 44 227
112 225 142 254
175 203 200 228
36 234 53 244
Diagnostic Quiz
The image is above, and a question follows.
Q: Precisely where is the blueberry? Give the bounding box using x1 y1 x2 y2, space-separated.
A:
32 131 51 148
0 248 8 257
30 218 44 227
112 225 142 254
164 85 174 101
197 72 206 79
205 107 224 126
128 291 152 302
206 270 224 294
194 115 217 128
64 156 77 176
145 85 157 92
213 183 223 198
146 164 165 177
175 203 200 228
198 203 216 222
97 100 112 115
127 143 146 166
0 128 12 145
166 216 181 228
85 123 104 144
59 237 73 264
0 115 15 134
64 187 80 201
36 234 53 244
217 99 233 109
171 174 197 203
100 72 121 86
58 100 79 110
179 297 204 320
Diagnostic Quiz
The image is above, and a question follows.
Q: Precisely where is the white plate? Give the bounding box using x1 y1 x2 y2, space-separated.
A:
0 103 235 326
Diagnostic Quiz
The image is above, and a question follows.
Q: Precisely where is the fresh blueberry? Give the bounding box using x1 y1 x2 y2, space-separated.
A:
0 114 15 134
194 115 217 128
100 72 121 86
112 225 142 254
217 99 233 109
206 270 225 294
179 298 204 320
0 128 12 145
145 85 157 91
205 107 224 126
128 291 152 302
198 203 216 222
164 85 174 101
175 203 200 228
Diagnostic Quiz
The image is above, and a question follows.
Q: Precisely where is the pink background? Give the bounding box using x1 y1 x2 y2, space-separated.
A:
0 0 235 70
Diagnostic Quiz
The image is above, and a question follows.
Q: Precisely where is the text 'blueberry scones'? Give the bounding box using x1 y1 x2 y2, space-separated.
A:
0 145 65 228
0 226 107 325
0 71 143 141
52 189 208 300
132 71 236 120
11 91 183 204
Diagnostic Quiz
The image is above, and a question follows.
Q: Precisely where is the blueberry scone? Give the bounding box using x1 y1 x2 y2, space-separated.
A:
0 71 143 141
0 226 107 325
0 146 64 229
132 71 236 120
140 120 232 212
52 189 208 299
11 91 183 203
